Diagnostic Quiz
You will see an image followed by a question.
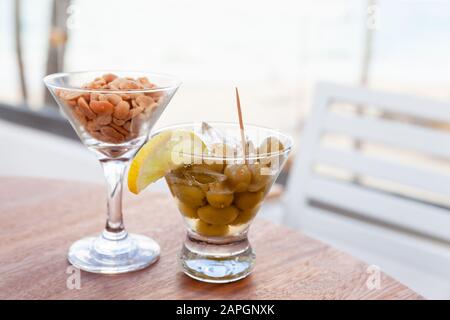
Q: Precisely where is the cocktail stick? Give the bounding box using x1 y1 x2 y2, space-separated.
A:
235 87 247 164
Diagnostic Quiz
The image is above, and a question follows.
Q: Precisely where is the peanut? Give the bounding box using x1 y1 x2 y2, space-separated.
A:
77 97 96 119
90 93 100 101
73 106 87 125
110 123 129 135
100 126 125 142
66 100 77 107
102 73 117 83
86 120 101 132
105 93 122 105
112 118 126 126
120 93 131 100
136 95 155 108
95 115 112 126
131 114 145 134
57 73 161 144
130 106 144 118
113 101 130 120
90 100 114 115
123 121 131 131
137 77 152 88
119 80 141 90
63 91 83 100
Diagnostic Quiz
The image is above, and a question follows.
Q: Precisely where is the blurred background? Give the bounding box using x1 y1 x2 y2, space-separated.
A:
1 0 450 299
1 0 449 131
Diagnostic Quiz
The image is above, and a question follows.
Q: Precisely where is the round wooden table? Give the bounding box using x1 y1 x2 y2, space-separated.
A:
0 177 421 299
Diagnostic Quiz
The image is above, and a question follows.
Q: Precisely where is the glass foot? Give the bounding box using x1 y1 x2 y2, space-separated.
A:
180 235 255 283
68 231 160 274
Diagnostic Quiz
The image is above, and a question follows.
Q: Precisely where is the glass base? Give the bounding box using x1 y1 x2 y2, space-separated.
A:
180 235 255 283
68 231 160 274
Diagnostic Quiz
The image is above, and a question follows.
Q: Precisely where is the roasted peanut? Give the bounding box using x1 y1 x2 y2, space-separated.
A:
102 73 117 83
137 77 152 87
73 106 87 125
77 97 96 119
63 91 82 100
110 123 129 136
123 121 131 131
90 93 100 101
100 126 125 142
56 73 160 144
130 114 146 134
105 93 122 105
95 115 112 126
112 118 126 126
136 95 155 108
113 101 130 119
86 120 100 132
130 106 144 118
66 100 77 107
119 80 141 90
90 100 114 115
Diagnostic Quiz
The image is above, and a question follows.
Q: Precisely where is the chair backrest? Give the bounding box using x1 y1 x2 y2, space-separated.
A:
284 82 450 297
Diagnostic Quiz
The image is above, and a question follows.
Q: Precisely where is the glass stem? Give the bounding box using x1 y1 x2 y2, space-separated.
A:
100 158 128 240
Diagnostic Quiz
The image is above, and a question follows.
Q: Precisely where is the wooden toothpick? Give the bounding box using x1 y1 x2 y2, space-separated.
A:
235 87 247 164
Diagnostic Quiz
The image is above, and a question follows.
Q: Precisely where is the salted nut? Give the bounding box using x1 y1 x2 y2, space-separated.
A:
56 74 163 143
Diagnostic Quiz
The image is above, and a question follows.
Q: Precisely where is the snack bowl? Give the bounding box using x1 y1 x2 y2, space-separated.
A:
159 122 293 283
44 71 180 274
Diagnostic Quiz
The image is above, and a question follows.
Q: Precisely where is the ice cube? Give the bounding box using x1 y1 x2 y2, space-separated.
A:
200 122 226 146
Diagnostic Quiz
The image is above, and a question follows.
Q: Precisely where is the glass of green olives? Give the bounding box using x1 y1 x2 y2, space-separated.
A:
160 122 293 283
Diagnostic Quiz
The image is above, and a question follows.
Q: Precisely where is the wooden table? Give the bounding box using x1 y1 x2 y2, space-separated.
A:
0 177 421 300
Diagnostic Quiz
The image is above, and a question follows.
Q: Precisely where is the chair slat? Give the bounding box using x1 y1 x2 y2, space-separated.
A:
323 113 450 159
305 176 450 242
315 147 450 196
303 206 450 276
320 82 450 123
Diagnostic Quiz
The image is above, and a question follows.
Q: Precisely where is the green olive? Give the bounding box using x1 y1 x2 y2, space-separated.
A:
234 191 264 210
224 164 251 192
248 162 272 192
208 162 225 173
177 201 199 219
230 206 260 226
198 158 225 173
195 220 229 237
171 184 206 207
206 191 234 208
197 205 239 225
188 164 224 183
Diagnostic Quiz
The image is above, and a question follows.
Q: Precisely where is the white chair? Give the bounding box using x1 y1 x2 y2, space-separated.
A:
284 82 450 299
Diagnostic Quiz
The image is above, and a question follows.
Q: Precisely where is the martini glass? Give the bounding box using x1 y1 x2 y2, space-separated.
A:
44 71 180 274
159 122 293 283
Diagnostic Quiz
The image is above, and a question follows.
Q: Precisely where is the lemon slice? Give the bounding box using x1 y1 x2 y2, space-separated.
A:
128 130 205 194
